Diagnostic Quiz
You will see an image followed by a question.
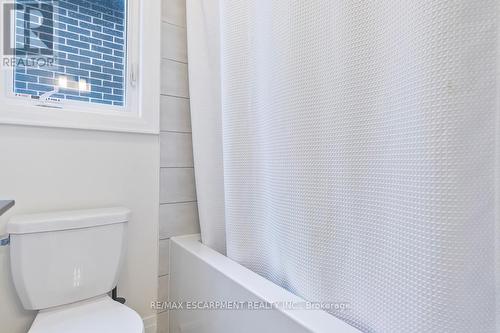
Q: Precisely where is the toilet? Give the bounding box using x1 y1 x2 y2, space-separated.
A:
6 207 144 333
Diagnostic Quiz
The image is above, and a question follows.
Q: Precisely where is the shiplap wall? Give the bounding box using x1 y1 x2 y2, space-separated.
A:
158 0 200 331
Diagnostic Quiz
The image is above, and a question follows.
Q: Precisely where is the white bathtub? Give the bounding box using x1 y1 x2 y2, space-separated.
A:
169 235 362 333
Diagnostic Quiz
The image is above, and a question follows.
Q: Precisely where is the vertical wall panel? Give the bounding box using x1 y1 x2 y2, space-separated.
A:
158 1 197 332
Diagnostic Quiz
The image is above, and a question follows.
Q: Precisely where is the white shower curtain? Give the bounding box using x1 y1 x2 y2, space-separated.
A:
186 0 226 254
188 1 499 332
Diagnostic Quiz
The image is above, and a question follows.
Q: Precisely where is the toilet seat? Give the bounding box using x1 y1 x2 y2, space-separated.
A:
28 295 144 333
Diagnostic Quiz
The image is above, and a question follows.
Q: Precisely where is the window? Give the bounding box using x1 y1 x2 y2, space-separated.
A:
14 0 127 107
0 0 161 133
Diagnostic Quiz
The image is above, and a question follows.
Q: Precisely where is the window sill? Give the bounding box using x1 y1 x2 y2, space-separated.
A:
0 103 159 134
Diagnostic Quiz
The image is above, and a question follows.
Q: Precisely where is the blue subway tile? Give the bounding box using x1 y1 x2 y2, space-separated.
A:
57 58 79 68
58 15 78 26
15 89 38 96
26 69 54 78
90 71 112 81
56 29 79 40
92 4 114 16
80 21 102 32
56 22 67 30
91 44 113 56
81 7 101 19
16 74 38 83
68 10 92 23
80 35 102 46
93 17 114 29
57 44 79 54
35 25 54 35
91 99 113 105
65 67 89 77
91 85 112 94
16 49 30 56
66 95 90 102
103 41 123 51
103 94 123 102
103 27 123 38
89 78 102 86
55 37 66 45
103 67 122 76
76 0 92 9
57 8 68 16
103 80 122 89
58 1 78 12
81 91 103 99
102 54 122 64
27 83 53 92
114 10 125 20
91 31 114 42
80 49 102 59
80 63 101 72
68 54 91 63
59 88 79 95
67 25 91 36
103 14 122 25
53 66 66 74
38 77 55 86
15 66 27 74
14 80 26 89
67 39 90 50
91 58 114 68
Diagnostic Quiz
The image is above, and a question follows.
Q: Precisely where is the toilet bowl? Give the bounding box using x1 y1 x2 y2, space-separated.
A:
6 207 144 333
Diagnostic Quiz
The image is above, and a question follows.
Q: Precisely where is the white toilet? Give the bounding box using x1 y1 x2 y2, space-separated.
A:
6 207 144 333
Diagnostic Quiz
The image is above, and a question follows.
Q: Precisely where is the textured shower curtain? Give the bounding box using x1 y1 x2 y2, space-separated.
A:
188 1 499 332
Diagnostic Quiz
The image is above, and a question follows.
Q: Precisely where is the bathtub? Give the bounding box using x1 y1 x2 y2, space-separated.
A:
169 234 362 333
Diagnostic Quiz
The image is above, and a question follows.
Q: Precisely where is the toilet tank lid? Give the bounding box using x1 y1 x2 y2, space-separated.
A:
7 207 131 234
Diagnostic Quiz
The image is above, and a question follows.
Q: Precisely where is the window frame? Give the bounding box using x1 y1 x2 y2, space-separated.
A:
0 0 160 134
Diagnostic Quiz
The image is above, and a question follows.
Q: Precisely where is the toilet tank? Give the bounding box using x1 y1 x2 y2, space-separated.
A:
6 207 130 310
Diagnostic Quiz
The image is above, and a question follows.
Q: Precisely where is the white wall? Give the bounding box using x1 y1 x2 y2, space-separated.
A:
0 124 159 333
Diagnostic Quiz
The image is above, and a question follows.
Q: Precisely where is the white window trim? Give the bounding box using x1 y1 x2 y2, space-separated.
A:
0 0 160 134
